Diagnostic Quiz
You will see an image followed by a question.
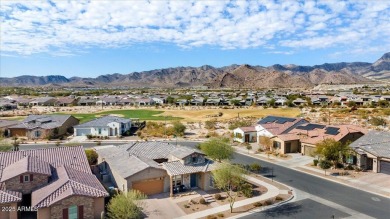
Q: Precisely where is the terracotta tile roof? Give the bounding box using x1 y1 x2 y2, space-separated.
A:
0 156 52 182
237 126 256 132
0 146 107 206
258 117 308 135
0 190 22 204
31 165 108 208
282 123 367 145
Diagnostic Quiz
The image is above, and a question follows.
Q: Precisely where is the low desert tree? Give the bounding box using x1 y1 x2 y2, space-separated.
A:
319 159 332 176
12 136 19 151
172 121 186 136
212 163 247 213
85 149 99 165
205 119 217 130
107 190 146 219
315 139 350 168
259 136 272 151
267 98 276 107
200 137 234 162
246 144 252 153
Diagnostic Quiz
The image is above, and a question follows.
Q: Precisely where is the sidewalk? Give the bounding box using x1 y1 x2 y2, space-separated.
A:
234 146 390 198
174 175 283 219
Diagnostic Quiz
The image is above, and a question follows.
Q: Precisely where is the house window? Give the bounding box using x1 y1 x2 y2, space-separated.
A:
173 175 182 186
24 175 30 182
209 175 214 187
98 128 102 134
69 205 78 219
35 130 41 138
192 156 198 163
273 141 281 149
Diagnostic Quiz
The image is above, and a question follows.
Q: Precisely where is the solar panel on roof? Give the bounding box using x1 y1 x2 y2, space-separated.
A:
325 127 340 135
296 123 325 130
258 116 296 124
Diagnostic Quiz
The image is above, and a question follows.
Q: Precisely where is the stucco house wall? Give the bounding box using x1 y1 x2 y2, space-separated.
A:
4 173 49 194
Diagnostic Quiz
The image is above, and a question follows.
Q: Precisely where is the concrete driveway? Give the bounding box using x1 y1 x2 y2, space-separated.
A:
143 192 186 219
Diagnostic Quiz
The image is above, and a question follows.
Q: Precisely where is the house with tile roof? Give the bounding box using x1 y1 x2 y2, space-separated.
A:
349 131 390 174
271 123 367 155
254 116 309 147
73 115 131 137
95 142 217 197
233 127 257 143
8 115 79 139
0 146 108 219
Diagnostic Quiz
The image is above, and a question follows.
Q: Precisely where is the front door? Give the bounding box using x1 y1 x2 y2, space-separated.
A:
245 134 250 142
190 173 197 187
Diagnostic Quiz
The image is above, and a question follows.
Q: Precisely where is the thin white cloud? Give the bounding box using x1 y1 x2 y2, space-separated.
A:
0 0 389 55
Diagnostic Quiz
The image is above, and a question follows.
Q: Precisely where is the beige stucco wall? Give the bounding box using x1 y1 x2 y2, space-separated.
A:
0 202 19 219
93 197 105 219
37 207 50 219
199 172 214 191
4 173 49 194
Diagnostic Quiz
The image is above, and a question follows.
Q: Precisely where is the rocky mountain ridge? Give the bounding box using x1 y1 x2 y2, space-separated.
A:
1 52 389 88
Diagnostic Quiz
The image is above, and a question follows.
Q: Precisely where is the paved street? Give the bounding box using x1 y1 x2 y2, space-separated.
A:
19 140 390 218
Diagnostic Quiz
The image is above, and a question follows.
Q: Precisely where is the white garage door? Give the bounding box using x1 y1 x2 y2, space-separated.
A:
380 161 390 174
76 128 91 136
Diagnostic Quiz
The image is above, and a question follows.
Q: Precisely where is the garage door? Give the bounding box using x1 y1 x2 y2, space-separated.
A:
380 161 390 174
304 146 316 157
76 128 91 136
132 178 164 195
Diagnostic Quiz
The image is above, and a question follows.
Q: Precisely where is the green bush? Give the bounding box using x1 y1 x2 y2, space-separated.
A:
85 149 98 165
253 202 262 207
275 196 283 201
217 213 224 218
214 193 221 200
250 163 261 172
206 215 217 219
313 159 319 166
241 183 253 198
199 198 206 205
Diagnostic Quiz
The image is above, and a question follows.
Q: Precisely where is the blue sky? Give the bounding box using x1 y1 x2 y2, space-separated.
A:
1 0 389 78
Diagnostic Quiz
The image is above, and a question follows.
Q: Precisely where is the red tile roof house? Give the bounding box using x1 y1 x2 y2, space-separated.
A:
0 146 108 219
271 123 367 155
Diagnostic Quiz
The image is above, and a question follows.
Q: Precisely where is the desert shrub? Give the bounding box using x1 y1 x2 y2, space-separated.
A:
86 134 93 139
336 162 344 169
206 215 217 219
183 204 190 208
344 164 354 170
228 120 253 130
85 149 98 165
253 202 262 207
199 198 207 205
190 199 197 204
218 112 223 117
96 141 101 146
313 159 319 166
275 196 283 201
205 119 217 130
217 213 224 218
240 183 253 198
250 163 261 172
369 117 386 126
172 121 186 136
214 193 222 200
310 108 317 113
264 199 274 205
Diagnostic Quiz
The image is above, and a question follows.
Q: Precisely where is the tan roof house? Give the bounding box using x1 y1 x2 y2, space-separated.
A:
8 115 79 139
272 123 367 155
0 146 108 219
95 142 217 197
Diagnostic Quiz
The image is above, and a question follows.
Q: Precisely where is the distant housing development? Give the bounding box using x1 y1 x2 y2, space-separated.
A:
73 115 131 136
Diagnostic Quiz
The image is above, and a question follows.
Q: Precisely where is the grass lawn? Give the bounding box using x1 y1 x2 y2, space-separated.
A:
56 109 182 123
161 108 301 122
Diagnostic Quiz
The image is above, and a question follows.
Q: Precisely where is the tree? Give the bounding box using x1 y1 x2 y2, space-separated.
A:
286 99 294 107
259 136 272 151
200 137 234 162
166 96 175 104
230 99 241 106
319 159 332 176
249 163 261 173
107 190 146 219
246 144 252 154
85 149 99 165
12 137 19 151
267 98 276 107
314 139 349 168
212 163 247 213
347 101 357 108
172 121 186 136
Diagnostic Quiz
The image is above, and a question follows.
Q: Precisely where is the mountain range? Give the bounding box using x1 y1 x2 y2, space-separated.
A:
1 52 389 89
